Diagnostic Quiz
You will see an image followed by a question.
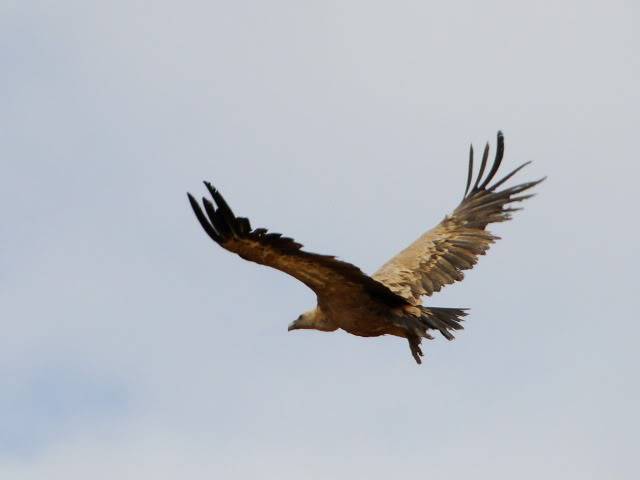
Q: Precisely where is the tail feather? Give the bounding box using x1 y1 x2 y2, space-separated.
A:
402 306 468 364
420 306 467 340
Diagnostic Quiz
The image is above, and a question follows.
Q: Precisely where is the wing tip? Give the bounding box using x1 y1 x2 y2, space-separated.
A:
203 180 217 195
187 191 222 243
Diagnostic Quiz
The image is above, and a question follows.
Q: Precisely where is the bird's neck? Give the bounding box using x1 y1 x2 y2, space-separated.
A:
310 307 338 332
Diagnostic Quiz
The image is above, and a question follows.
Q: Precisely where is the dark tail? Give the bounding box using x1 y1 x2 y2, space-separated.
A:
420 306 467 340
404 307 468 364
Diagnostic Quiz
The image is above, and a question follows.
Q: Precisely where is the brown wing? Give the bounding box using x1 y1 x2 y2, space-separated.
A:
373 132 545 305
187 182 407 307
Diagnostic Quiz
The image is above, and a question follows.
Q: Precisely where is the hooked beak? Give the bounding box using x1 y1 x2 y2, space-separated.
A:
287 321 298 331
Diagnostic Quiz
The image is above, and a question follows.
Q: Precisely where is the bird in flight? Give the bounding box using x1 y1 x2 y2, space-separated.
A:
187 132 544 364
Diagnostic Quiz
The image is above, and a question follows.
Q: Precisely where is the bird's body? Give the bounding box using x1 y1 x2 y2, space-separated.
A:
188 132 544 364
311 299 399 337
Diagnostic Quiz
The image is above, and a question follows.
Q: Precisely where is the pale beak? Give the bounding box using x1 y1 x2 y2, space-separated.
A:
287 321 297 331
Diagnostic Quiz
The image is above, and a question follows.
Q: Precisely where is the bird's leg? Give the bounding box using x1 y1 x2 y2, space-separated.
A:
407 336 424 364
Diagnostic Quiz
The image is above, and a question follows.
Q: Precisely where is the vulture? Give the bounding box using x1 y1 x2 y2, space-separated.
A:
187 132 544 364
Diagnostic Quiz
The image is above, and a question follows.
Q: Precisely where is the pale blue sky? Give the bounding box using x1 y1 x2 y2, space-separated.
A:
2 1 639 478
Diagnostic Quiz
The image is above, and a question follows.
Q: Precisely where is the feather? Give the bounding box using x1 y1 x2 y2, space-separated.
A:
464 144 474 198
478 131 504 189
472 142 490 192
373 132 544 303
187 194 221 243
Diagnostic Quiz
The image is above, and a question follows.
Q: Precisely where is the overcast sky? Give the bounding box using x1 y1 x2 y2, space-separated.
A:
2 1 639 478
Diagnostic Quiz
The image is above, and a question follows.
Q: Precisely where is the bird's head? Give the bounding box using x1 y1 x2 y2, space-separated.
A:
288 308 336 332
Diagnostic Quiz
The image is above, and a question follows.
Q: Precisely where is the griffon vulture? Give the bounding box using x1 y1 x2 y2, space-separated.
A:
187 132 544 364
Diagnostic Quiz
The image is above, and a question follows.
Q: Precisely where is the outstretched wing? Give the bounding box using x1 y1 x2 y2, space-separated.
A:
187 182 406 306
373 132 545 305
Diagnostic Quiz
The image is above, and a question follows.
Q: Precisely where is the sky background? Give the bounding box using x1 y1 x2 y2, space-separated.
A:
2 1 639 478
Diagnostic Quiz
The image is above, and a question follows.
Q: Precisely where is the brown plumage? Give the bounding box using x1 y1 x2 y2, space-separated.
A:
187 132 544 364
